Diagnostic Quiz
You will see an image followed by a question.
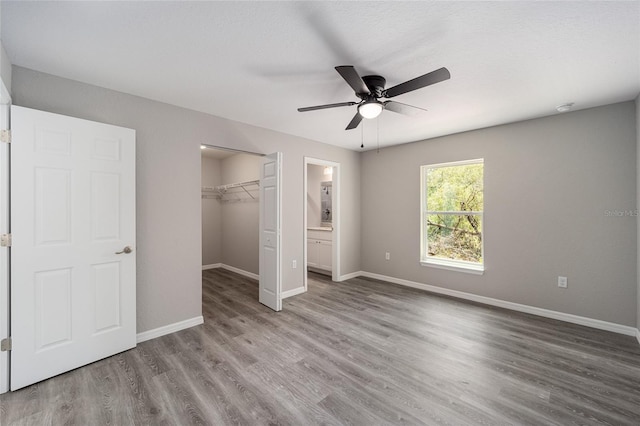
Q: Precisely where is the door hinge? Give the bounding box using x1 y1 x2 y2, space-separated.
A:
0 234 11 247
0 338 11 351
0 130 10 144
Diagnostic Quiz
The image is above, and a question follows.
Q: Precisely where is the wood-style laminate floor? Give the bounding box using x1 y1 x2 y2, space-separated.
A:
2 269 640 425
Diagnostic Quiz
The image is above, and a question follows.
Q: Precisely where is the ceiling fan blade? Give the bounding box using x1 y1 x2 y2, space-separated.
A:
345 112 363 130
383 67 450 98
335 66 371 95
384 100 428 116
298 101 357 112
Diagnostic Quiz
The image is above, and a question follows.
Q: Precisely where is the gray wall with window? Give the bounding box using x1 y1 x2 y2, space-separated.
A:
361 101 637 327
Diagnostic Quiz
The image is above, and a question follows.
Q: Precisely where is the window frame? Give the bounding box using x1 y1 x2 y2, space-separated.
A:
420 158 484 274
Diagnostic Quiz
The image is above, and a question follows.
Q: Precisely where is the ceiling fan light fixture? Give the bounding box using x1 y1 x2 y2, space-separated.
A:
358 101 383 119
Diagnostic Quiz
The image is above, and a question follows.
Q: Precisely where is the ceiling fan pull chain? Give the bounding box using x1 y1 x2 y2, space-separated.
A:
377 116 380 154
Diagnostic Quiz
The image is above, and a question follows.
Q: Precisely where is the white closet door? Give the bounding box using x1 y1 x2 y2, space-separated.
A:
10 106 136 390
259 152 282 311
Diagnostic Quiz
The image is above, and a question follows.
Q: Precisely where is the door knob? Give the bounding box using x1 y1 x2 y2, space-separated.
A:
115 246 133 254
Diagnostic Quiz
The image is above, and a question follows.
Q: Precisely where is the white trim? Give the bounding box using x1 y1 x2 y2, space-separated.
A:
136 316 204 344
303 159 308 292
202 263 222 270
337 271 362 282
420 259 484 275
636 328 640 345
220 264 258 280
307 266 332 276
425 211 482 215
0 79 10 395
420 159 484 272
358 271 638 337
426 158 484 169
282 286 306 299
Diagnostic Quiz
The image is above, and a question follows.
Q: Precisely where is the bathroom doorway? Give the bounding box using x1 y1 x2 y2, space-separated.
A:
303 157 340 290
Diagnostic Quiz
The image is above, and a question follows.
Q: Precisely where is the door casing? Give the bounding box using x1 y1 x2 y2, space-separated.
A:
0 74 11 394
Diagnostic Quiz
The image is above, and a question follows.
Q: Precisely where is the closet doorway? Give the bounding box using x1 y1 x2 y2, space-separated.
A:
202 146 262 278
304 157 340 290
202 145 282 310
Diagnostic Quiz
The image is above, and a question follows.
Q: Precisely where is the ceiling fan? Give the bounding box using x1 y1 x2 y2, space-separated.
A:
298 65 450 130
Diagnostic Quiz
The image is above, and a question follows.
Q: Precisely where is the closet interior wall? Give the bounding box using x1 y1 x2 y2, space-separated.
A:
202 155 222 266
202 151 261 275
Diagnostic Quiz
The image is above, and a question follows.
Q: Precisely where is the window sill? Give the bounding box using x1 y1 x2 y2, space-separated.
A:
420 259 484 275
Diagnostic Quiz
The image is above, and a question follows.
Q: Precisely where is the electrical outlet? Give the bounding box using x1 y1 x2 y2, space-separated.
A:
292 260 297 269
558 276 568 288
385 252 391 261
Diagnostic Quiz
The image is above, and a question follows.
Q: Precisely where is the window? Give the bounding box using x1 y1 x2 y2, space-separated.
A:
420 159 484 273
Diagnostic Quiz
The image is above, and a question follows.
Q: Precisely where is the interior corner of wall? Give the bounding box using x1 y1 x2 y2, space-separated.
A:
0 39 12 97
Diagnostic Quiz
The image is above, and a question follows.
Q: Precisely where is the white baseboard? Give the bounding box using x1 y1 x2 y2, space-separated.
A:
282 286 306 299
338 271 362 281
202 263 222 270
202 263 258 280
358 271 638 337
220 264 259 280
136 316 204 344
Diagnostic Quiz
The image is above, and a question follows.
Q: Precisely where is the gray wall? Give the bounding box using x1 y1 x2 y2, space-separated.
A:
14 65 633 332
201 156 222 266
361 102 637 327
307 164 326 228
220 153 261 274
12 66 362 333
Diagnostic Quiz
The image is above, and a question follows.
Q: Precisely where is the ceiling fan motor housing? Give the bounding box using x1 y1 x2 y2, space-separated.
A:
360 75 386 98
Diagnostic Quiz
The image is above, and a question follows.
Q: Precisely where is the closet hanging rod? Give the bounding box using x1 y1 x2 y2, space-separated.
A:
218 179 259 191
201 179 259 192
202 180 260 191
201 180 260 204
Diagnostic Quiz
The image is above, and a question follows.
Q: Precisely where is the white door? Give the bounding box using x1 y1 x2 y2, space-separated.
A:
10 106 136 390
259 152 282 311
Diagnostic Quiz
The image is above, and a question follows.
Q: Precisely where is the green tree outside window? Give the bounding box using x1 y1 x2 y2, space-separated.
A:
422 161 483 265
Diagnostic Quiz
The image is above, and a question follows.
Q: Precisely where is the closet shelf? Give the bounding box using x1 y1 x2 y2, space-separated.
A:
202 179 260 203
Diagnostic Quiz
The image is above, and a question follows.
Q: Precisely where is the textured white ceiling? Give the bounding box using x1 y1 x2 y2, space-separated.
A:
2 1 639 151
